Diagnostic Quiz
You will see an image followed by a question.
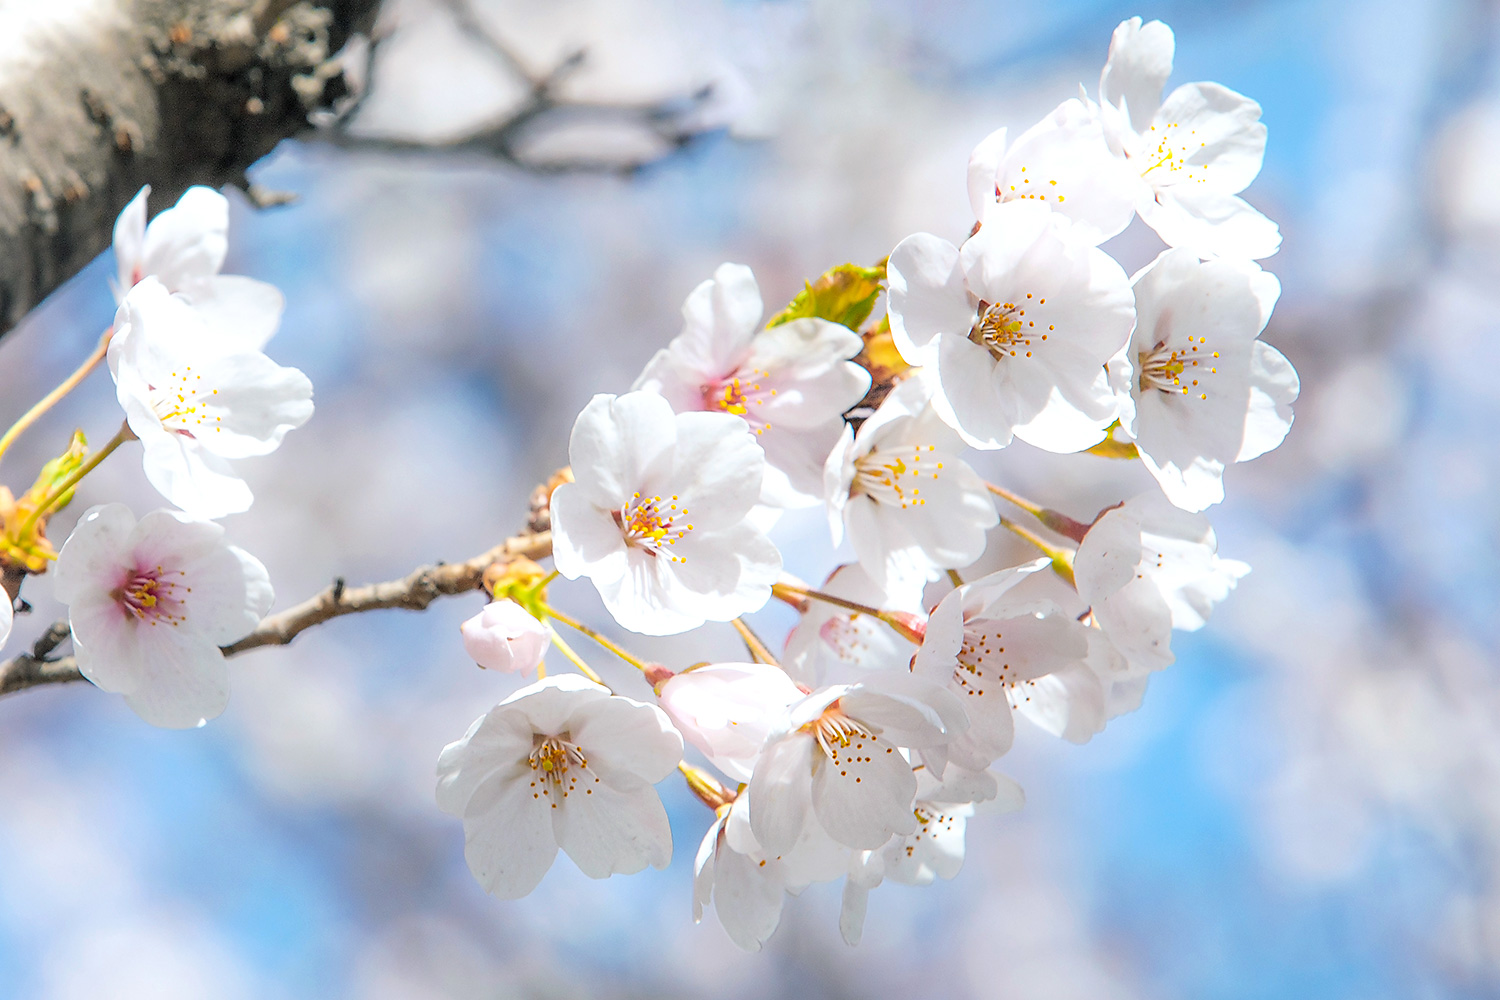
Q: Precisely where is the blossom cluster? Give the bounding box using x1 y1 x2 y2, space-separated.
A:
439 18 1296 949
1 185 311 727
0 14 1298 956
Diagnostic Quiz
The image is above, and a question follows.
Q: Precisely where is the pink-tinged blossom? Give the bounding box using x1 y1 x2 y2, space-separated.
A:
1073 491 1249 673
112 185 284 351
839 766 1022 944
1111 249 1299 512
824 376 996 582
657 662 805 783
913 559 1095 772
748 672 966 854
1095 18 1281 260
108 279 314 519
551 391 782 636
633 263 871 507
966 98 1140 246
887 201 1135 452
783 563 925 686
436 674 683 899
693 792 848 952
459 599 550 675
52 503 273 728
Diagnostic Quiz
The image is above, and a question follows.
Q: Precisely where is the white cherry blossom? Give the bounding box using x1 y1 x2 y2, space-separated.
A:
1096 17 1281 260
657 662 805 783
1073 491 1249 673
52 503 272 728
839 766 1022 944
1 587 12 653
113 185 284 351
824 376 997 582
887 201 1135 452
108 279 314 519
967 98 1140 246
693 792 848 952
783 563 924 685
550 391 782 635
913 559 1095 771
436 674 683 899
1112 249 1299 512
633 263 871 507
459 599 550 675
748 672 965 854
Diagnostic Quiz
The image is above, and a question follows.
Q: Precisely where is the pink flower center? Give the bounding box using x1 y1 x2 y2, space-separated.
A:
614 493 694 563
1138 334 1219 400
702 368 775 433
526 733 599 807
113 565 187 626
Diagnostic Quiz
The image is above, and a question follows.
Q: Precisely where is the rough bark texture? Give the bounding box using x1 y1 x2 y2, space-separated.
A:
0 0 380 341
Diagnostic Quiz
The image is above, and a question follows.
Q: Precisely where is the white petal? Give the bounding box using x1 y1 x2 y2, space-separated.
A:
1099 17 1175 134
887 233 971 365
839 878 870 945
748 733 816 856
677 263 764 376
141 186 229 289
811 734 918 849
112 186 149 291
549 483 629 585
459 764 559 899
568 393 677 510
1237 342 1299 462
669 411 766 527
116 626 231 729
1015 661 1107 744
967 126 1008 217
553 776 673 878
567 694 683 784
179 275 284 352
713 836 787 951
1140 187 1282 260
1153 82 1267 195
53 503 139 604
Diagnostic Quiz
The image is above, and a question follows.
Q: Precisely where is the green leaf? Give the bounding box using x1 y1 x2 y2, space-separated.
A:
766 261 886 331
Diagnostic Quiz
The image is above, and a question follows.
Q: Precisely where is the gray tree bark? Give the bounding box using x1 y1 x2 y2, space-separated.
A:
0 0 381 342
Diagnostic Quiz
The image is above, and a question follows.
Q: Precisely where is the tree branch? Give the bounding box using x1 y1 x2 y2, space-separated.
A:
311 0 720 176
0 527 551 700
0 0 382 343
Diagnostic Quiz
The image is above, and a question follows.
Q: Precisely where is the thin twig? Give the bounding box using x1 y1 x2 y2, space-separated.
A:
0 529 552 700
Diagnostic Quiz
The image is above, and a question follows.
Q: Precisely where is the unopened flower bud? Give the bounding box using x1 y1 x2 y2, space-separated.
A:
460 599 550 675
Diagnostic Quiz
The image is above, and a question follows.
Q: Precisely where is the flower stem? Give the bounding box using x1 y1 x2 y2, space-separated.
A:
678 761 734 811
0 328 112 470
546 626 606 685
19 421 134 537
544 605 653 674
730 617 779 666
985 481 1091 543
999 515 1076 587
770 581 925 644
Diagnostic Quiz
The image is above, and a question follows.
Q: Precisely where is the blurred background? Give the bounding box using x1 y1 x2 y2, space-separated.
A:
4 0 1500 996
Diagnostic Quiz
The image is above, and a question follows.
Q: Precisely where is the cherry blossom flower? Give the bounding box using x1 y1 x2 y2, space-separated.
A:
113 185 284 351
913 559 1095 771
633 263 871 507
824 376 997 582
657 662 805 783
1 588 12 653
1112 249 1299 512
693 792 848 952
839 766 1022 944
551 391 782 635
52 503 273 728
436 674 683 899
783 563 925 685
107 279 314 519
459 599 550 675
1073 491 1249 673
887 201 1135 452
1095 17 1281 260
747 672 965 854
966 98 1141 246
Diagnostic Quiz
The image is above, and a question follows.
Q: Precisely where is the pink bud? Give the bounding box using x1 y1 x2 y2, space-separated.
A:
460 599 550 674
657 663 804 783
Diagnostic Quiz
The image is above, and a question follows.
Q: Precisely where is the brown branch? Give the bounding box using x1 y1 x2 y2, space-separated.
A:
0 528 551 700
312 0 719 176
